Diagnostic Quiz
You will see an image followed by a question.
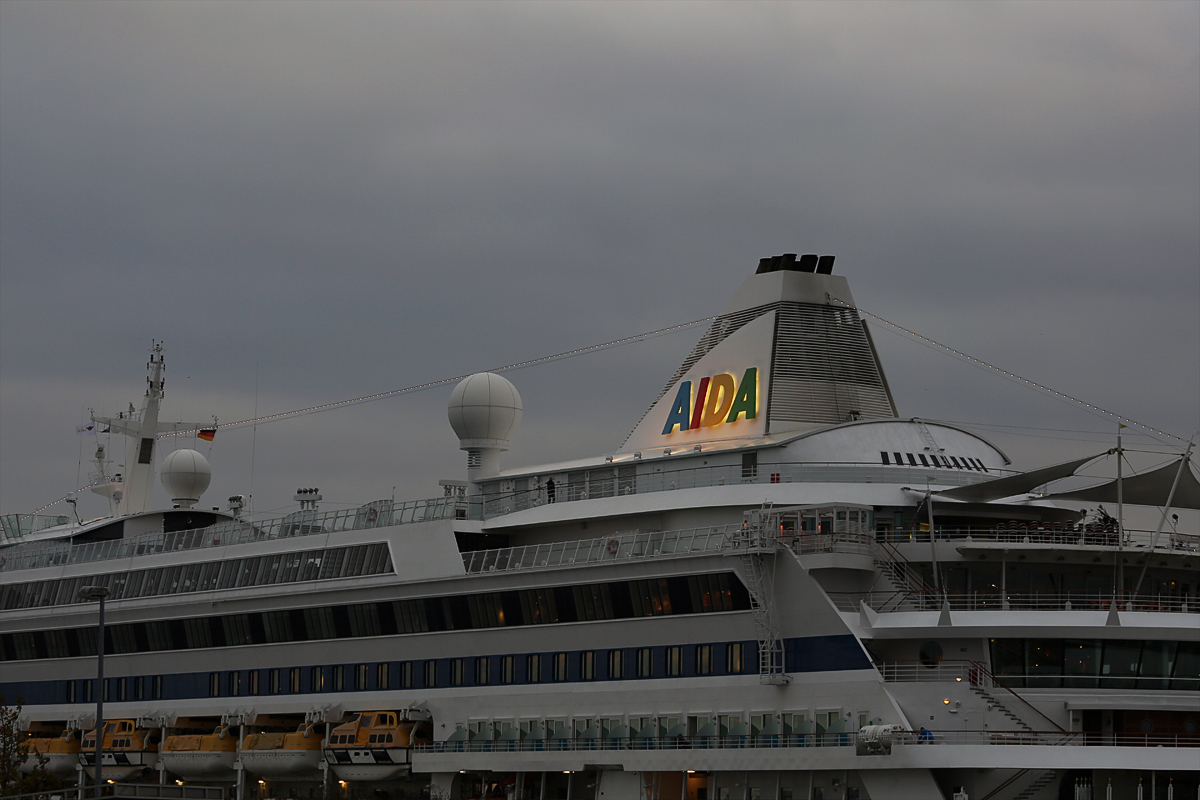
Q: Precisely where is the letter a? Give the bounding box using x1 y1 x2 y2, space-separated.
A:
661 381 692 435
726 368 758 423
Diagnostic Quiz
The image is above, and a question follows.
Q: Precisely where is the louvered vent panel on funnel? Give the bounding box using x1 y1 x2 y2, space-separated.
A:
768 303 896 426
648 305 770 406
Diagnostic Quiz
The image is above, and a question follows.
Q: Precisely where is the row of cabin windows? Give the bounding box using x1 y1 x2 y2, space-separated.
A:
1 572 749 662
0 543 392 611
880 452 989 471
187 643 749 700
59 641 755 703
209 663 389 697
66 675 163 703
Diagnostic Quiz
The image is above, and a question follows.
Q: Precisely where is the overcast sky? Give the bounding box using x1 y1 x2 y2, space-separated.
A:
2 1 1197 523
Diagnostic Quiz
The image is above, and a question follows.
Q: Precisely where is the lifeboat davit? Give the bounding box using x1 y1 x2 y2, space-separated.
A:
160 725 238 780
21 730 82 776
79 720 159 780
239 723 324 779
324 712 431 782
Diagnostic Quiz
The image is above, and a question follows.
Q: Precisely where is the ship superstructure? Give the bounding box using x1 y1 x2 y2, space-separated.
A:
2 256 1197 800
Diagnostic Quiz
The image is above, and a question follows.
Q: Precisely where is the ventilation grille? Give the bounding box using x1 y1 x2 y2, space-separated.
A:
768 303 896 425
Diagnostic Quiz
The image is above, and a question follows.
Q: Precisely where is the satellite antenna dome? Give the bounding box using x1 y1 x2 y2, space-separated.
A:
160 448 212 508
447 372 522 450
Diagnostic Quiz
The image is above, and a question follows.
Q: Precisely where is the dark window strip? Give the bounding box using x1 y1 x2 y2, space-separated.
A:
0 571 752 662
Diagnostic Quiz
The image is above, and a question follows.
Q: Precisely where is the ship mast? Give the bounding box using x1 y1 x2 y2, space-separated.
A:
91 342 208 515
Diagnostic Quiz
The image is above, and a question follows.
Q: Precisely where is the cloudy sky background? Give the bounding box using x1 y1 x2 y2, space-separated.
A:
1 1 1197 524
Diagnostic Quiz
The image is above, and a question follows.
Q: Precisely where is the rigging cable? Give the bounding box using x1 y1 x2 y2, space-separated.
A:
827 295 1187 446
161 316 718 436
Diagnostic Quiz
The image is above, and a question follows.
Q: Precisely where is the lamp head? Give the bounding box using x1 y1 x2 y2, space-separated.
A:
77 586 110 601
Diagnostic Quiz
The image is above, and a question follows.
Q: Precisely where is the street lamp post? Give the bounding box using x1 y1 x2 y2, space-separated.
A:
78 585 110 799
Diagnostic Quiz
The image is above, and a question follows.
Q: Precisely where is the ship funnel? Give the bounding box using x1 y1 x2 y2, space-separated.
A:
620 253 897 452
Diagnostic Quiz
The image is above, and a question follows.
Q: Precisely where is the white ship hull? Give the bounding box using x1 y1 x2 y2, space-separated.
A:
159 750 238 780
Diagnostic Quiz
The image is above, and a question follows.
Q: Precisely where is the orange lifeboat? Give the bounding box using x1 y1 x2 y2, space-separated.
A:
239 723 324 779
160 725 238 780
21 729 82 776
79 720 159 780
324 712 431 782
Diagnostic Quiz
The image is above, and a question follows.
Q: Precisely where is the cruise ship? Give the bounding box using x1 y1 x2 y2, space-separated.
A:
2 255 1197 800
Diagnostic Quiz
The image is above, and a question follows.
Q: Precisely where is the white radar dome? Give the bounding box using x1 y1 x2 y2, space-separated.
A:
160 448 212 508
447 372 522 450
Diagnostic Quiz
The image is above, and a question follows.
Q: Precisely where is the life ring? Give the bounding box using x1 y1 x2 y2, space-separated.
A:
366 507 379 522
606 539 619 555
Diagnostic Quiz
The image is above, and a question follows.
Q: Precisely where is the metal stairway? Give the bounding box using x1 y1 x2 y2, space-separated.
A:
728 506 789 684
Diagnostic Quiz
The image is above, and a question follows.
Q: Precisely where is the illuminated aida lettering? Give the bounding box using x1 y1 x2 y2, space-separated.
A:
662 368 758 435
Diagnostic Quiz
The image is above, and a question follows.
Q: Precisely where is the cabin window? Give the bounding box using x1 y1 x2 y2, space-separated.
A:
289 667 301 693
450 658 465 686
137 437 154 464
355 663 368 690
572 583 614 621
500 656 516 684
268 669 281 694
608 650 624 679
228 672 241 696
636 648 653 678
580 651 596 681
208 673 220 697
423 660 437 688
311 666 325 692
368 734 377 744
475 657 490 685
399 662 413 688
696 645 713 675
665 646 682 676
67 681 76 703
630 579 672 617
526 654 542 683
377 663 390 690
116 677 127 700
332 665 344 692
552 653 568 682
726 643 744 674
248 671 259 695
152 675 162 699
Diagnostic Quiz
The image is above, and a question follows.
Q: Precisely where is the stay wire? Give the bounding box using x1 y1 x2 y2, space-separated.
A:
827 295 1187 447
160 316 717 436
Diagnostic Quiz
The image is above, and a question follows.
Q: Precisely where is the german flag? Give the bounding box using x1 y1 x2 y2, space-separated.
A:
198 428 217 442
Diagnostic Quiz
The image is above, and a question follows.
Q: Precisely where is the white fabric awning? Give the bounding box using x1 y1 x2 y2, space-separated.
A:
1043 457 1200 510
935 452 1106 503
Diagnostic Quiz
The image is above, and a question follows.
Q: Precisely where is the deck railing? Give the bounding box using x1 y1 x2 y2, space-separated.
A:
881 525 1198 552
829 590 1198 614
413 729 1198 754
461 526 876 574
479 461 990 517
0 496 460 574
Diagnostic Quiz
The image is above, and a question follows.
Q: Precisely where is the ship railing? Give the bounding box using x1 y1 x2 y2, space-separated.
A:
479 461 991 517
880 525 1198 552
0 784 224 800
0 496 461 573
828 590 1198 614
461 526 738 573
875 658 1066 733
411 730 1199 754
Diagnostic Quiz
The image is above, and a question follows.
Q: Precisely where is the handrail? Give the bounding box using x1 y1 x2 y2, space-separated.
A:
966 659 1065 733
478 460 991 517
978 769 1032 800
413 729 1199 753
830 590 1198 614
0 496 465 574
